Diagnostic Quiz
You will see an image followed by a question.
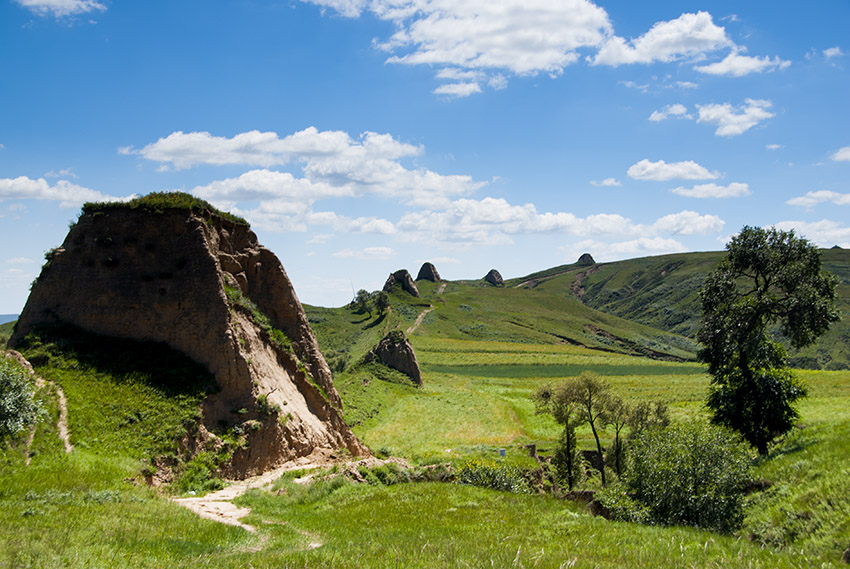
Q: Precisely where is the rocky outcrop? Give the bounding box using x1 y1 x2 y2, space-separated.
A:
576 253 596 266
484 269 504 287
383 269 420 297
416 262 441 282
364 331 422 386
10 194 367 477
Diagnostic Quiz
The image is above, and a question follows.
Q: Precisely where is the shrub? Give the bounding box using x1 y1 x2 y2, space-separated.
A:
455 460 531 494
624 421 753 533
0 359 44 441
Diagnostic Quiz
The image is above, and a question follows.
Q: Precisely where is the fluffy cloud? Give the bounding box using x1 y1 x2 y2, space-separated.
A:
627 159 719 181
0 176 116 208
129 128 486 211
766 144 783 150
696 99 774 136
694 51 790 77
671 182 750 199
305 3 787 95
652 210 724 234
647 100 774 137
830 147 850 162
433 82 482 98
374 0 612 75
786 190 850 208
593 11 731 66
773 220 850 248
14 0 105 17
306 0 613 93
823 46 845 59
395 196 723 245
649 103 691 122
122 128 421 170
590 178 621 187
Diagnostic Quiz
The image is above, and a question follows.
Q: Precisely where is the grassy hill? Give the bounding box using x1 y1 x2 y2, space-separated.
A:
2 248 849 567
508 248 850 370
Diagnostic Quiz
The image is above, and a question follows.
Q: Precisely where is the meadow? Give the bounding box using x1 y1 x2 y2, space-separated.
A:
1 267 849 568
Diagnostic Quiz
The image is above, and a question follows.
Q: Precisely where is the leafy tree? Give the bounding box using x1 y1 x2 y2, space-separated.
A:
374 291 390 315
354 289 372 316
627 400 670 440
623 422 753 533
0 359 43 441
534 384 583 490
698 226 839 454
605 396 629 478
536 371 611 486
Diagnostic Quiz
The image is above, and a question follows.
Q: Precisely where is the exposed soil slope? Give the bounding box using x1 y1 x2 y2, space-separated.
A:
10 195 367 477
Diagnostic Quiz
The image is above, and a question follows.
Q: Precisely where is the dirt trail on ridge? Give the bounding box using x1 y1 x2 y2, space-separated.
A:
405 282 445 335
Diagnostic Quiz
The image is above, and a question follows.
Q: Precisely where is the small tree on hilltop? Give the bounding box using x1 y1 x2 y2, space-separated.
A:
354 289 372 316
698 226 839 454
374 291 390 315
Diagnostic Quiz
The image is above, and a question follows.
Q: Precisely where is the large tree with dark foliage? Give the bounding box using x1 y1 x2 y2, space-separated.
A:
698 226 839 454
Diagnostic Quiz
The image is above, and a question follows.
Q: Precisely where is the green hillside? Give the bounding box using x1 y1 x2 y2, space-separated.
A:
2 250 848 567
508 248 850 370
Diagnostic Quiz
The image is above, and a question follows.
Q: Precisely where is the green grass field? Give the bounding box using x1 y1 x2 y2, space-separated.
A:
2 259 849 568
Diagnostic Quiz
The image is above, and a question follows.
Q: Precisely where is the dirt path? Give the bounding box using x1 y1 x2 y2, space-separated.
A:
173 451 340 533
406 307 433 335
5 350 73 463
405 282 445 336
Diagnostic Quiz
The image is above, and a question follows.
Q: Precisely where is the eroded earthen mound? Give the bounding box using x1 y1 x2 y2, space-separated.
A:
416 262 441 282
364 331 422 386
10 193 367 477
576 253 596 266
383 269 420 297
484 269 504 287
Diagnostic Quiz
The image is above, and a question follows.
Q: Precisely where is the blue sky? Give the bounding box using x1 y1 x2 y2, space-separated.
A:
1 0 848 313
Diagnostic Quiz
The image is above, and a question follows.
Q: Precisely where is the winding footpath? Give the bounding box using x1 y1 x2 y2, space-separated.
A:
5 350 73 464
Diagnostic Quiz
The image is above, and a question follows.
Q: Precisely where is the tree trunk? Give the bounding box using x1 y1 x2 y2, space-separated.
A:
589 421 606 487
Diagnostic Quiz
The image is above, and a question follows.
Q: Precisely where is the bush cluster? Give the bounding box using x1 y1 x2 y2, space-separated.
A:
0 359 43 441
455 460 531 494
602 421 753 533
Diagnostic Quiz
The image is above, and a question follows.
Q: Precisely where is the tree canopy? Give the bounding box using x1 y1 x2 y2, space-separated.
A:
698 226 839 454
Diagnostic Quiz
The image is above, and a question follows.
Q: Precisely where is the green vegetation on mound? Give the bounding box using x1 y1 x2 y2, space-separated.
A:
13 325 217 460
83 191 248 226
520 249 849 370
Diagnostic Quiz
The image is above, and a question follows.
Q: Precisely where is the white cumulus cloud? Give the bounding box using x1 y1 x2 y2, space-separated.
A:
823 46 845 59
786 190 850 208
694 50 790 77
14 0 105 17
627 159 719 181
592 11 731 66
433 82 482 98
671 182 750 199
306 0 612 93
0 176 116 208
773 220 850 249
830 147 850 162
696 99 774 136
128 128 486 215
649 103 691 122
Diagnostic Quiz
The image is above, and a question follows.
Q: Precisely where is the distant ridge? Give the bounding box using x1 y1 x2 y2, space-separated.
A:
0 314 17 325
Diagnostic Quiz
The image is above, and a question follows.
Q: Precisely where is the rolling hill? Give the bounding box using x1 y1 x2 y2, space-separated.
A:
507 248 850 370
